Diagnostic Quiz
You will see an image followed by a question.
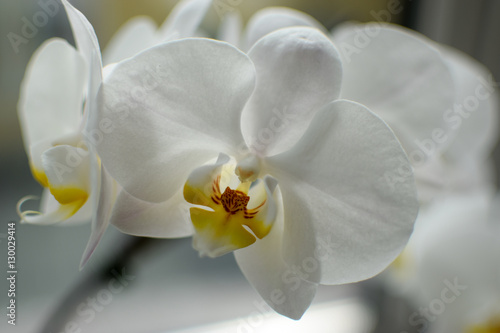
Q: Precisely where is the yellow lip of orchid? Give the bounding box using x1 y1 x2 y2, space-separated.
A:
183 154 278 258
18 144 92 224
19 168 90 222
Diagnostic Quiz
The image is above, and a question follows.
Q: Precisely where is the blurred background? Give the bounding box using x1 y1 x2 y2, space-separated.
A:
0 0 499 332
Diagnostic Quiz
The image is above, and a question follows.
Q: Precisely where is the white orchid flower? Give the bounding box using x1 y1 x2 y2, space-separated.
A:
413 192 500 333
103 0 213 66
17 0 117 269
91 26 418 318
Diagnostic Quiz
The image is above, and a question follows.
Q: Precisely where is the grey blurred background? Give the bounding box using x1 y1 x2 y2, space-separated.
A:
0 0 498 332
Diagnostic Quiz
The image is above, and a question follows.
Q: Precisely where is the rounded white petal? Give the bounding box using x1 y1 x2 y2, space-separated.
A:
18 38 85 151
440 46 500 162
243 7 326 51
158 0 212 41
266 100 419 285
234 187 318 320
333 23 455 156
241 27 342 157
92 38 256 203
103 16 158 66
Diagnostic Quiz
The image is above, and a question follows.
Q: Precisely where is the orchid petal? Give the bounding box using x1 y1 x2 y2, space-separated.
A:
18 195 91 226
333 23 455 155
440 46 499 162
19 145 92 225
234 185 318 320
266 100 418 284
42 145 90 210
18 38 85 151
62 0 102 71
241 27 342 157
93 38 255 203
103 16 158 66
243 7 326 51
417 195 500 319
62 0 103 127
80 156 118 269
158 0 212 41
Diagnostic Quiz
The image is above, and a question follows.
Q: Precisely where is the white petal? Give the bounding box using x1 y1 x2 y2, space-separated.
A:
333 23 455 156
21 145 92 224
440 46 500 162
62 0 103 127
110 188 194 238
217 10 243 47
18 38 85 151
243 7 326 51
266 100 419 285
103 16 158 66
80 158 118 269
416 194 500 321
92 38 255 203
62 0 102 71
42 145 90 193
234 185 318 320
241 27 342 157
158 0 212 41
18 196 91 226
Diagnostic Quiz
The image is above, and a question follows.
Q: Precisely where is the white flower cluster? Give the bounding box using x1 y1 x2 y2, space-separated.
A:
16 0 498 325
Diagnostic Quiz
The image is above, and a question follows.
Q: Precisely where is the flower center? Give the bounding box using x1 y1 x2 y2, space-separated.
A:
183 155 278 258
221 187 250 214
